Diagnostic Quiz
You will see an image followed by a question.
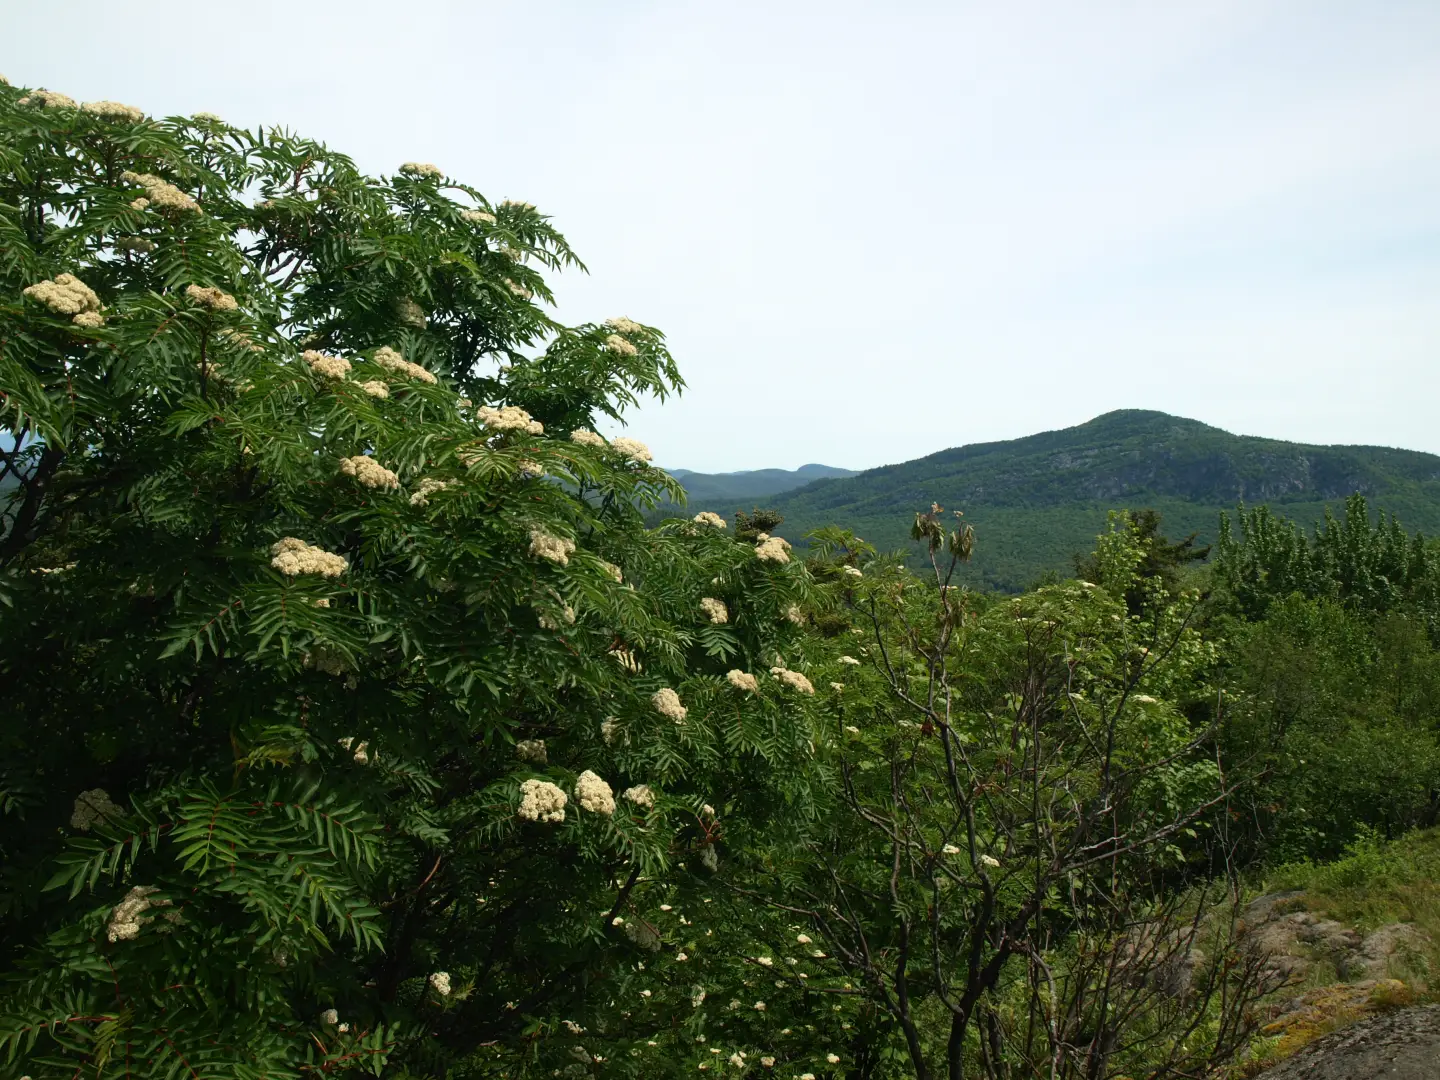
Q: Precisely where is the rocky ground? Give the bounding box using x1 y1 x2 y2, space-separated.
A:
1239 890 1437 1077
1248 1004 1440 1080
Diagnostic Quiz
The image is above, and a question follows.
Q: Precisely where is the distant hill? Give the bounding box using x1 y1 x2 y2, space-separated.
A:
665 463 857 506
755 410 1440 592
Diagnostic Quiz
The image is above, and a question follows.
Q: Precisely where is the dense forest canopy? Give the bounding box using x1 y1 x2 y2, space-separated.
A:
2 79 1439 1080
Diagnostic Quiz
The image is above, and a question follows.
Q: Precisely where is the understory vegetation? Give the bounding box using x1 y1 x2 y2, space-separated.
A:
2 79 1438 1079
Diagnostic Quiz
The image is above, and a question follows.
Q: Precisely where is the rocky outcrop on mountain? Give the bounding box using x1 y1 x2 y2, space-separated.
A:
1251 1004 1440 1080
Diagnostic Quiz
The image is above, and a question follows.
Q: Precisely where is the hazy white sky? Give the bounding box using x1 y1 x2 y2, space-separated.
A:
6 1 1438 471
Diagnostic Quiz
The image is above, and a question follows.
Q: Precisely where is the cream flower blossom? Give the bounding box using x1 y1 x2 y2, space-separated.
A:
760 1057 775 1068
623 784 655 809
23 273 101 319
71 311 105 329
19 89 77 109
942 843 961 855
536 604 575 630
605 316 645 335
303 350 351 379
569 429 606 449
500 198 536 210
409 477 454 507
756 956 773 967
461 208 496 224
400 162 443 179
358 379 390 399
771 668 815 695
515 739 547 765
428 971 452 996
107 885 170 942
598 561 623 584
528 529 576 566
833 684 847 693
842 565 863 578
371 345 438 384
610 647 642 674
71 789 122 831
575 770 616 816
503 278 533 300
121 171 199 213
321 1008 339 1025
518 778 567 823
83 100 144 122
980 853 1000 868
692 511 727 529
339 455 400 491
114 236 156 254
651 688 688 724
476 405 543 434
270 537 348 578
185 284 238 311
516 459 545 480
699 597 728 624
604 333 638 357
192 111 222 122
600 717 620 744
838 655 861 666
827 1054 841 1065
725 669 758 693
785 604 805 625
337 737 370 764
755 537 792 563
609 436 652 463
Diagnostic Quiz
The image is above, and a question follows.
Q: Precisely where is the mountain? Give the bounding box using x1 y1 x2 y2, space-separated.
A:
665 463 857 505
751 410 1440 592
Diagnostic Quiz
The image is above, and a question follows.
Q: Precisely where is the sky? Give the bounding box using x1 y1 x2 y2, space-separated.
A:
5 0 1439 472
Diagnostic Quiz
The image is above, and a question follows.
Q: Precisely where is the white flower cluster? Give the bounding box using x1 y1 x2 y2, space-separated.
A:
569 430 606 449
528 529 576 566
610 647 642 674
108 885 170 942
270 537 348 578
516 459 545 480
839 655 861 665
371 345 438 384
428 970 452 996
692 511 727 529
114 236 155 254
755 536 792 564
358 379 389 399
185 284 238 311
409 477 455 506
339 455 400 491
518 778 567 822
575 770 616 816
609 437 652 463
605 316 645 335
598 561 623 584
19 89 78 108
942 843 961 855
842 565 863 578
83 100 144 122
770 667 815 694
504 278 533 300
537 603 575 630
121 171 199 213
604 333 638 357
785 604 805 625
23 273 105 328
699 597 728 624
600 717 620 744
651 687 688 723
303 350 351 380
192 111 222 122
477 405 543 434
337 736 370 764
515 739 547 764
71 788 122 831
500 198 536 210
400 162 443 179
980 853 1000 868
461 208 496 224
321 1008 339 1026
623 784 655 809
725 669 758 693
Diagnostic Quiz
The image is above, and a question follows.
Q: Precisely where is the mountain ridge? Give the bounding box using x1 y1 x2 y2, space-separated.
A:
724 410 1440 591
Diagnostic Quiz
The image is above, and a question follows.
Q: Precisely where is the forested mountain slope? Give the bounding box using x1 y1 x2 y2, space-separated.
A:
757 410 1440 590
665 462 856 504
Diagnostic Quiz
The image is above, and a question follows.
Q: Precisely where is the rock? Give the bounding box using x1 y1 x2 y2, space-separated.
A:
1340 923 1431 981
1252 1003 1440 1079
